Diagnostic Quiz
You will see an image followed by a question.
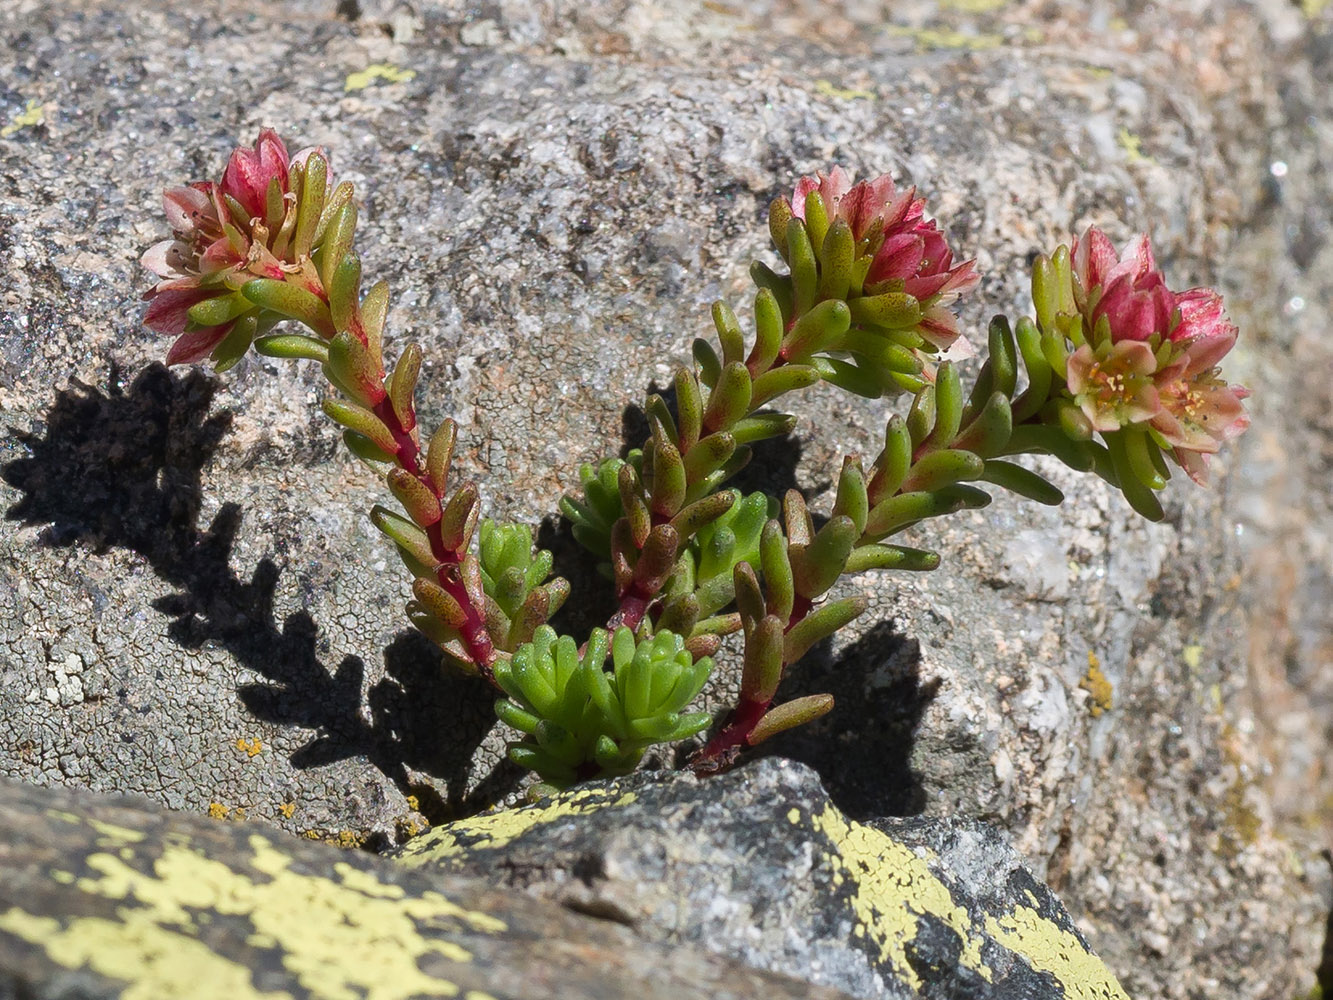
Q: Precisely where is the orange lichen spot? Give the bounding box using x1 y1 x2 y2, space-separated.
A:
207 802 230 820
1079 651 1113 717
278 802 297 819
235 737 263 758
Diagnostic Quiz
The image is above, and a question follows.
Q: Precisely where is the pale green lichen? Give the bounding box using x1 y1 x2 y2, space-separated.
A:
808 802 994 990
814 805 1129 999
344 63 416 92
1116 127 1153 164
407 787 1128 998
1 99 45 138
396 786 639 863
2 825 509 1000
883 24 1004 51
985 891 1131 1000
813 79 875 101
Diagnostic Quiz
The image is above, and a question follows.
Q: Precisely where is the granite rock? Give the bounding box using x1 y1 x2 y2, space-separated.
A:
0 1 1330 998
396 757 1130 1000
0 774 858 1000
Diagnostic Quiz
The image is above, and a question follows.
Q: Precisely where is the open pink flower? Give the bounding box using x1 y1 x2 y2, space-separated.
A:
788 167 978 350
141 130 326 365
1066 340 1161 433
1056 226 1249 483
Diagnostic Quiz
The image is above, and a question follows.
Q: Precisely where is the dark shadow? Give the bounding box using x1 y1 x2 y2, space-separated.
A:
537 513 616 641
3 363 520 826
752 619 940 820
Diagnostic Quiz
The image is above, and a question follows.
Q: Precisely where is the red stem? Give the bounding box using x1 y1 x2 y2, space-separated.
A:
691 593 812 769
372 397 498 682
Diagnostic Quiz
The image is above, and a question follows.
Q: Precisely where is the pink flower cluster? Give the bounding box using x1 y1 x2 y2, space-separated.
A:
1064 228 1249 484
141 129 326 365
788 167 979 350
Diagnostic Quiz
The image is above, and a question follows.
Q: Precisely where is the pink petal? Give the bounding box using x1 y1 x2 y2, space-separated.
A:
1179 327 1237 376
822 166 852 207
867 233 924 284
1172 287 1234 344
144 287 216 334
1066 344 1098 395
200 237 245 275
221 129 291 220
936 260 980 297
791 176 819 220
917 304 962 350
881 186 917 230
1073 226 1119 291
140 239 193 278
904 271 952 300
1109 338 1159 375
938 331 977 361
163 186 215 235
840 181 881 238
1173 447 1211 486
165 323 235 366
1121 384 1161 424
1121 233 1157 278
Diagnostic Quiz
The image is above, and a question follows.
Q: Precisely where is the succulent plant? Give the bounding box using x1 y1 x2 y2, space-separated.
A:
140 133 1249 789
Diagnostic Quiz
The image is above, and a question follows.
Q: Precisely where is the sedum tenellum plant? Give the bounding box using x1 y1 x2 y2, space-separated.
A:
142 131 1250 788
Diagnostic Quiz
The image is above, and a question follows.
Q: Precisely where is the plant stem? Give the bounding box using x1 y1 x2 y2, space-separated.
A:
368 398 499 680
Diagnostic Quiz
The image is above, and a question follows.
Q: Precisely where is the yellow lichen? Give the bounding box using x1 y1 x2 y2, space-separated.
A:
1116 127 1153 164
235 738 264 758
396 786 638 864
1182 644 1203 670
940 0 1008 11
399 781 1128 997
813 79 876 101
809 803 993 991
985 893 1131 999
207 803 230 820
0 827 511 1000
278 802 297 819
345 63 417 92
88 819 147 846
1079 652 1113 717
1 99 45 138
884 24 1004 51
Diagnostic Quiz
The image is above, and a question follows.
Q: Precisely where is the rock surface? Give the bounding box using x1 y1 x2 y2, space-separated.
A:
397 757 1129 1000
0 2 1330 999
0 774 859 1000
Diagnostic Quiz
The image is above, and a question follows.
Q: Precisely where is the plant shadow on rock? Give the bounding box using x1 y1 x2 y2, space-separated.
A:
2 363 520 827
754 620 939 820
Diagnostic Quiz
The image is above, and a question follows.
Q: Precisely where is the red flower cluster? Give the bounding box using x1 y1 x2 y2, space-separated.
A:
787 167 979 350
141 129 328 365
1062 228 1249 483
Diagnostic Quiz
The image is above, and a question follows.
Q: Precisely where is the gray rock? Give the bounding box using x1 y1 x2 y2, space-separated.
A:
0 2 1329 998
397 757 1130 1000
0 774 857 1000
